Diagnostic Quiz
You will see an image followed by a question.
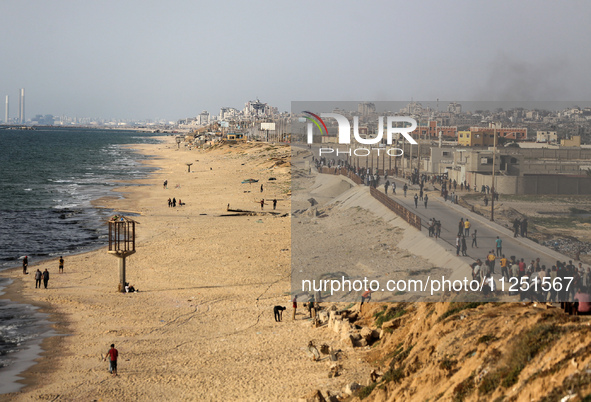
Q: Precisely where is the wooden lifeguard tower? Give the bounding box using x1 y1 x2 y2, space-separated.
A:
108 215 137 292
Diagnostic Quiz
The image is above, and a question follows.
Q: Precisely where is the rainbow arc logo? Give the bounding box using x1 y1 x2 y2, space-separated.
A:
303 111 328 136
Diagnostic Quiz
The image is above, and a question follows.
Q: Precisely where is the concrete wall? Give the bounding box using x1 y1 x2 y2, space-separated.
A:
451 170 591 195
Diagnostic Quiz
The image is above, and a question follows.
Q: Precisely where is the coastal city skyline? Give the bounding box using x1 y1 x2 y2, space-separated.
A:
2 1 591 121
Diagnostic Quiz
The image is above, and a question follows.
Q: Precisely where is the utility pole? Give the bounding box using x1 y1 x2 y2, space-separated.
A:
491 123 497 222
417 136 421 182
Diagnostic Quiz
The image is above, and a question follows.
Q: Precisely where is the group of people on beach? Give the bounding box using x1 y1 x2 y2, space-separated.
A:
260 198 278 210
24 255 64 289
167 197 184 207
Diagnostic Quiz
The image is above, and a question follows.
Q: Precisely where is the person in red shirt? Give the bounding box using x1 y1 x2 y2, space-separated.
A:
518 258 526 276
361 290 372 306
103 344 119 376
574 288 591 315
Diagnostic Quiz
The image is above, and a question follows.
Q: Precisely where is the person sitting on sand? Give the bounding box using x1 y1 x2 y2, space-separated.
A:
125 282 137 293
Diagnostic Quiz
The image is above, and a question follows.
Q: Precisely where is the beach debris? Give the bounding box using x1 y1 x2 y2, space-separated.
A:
324 392 340 402
360 327 373 342
319 343 330 355
268 177 276 180
343 382 361 395
298 389 326 402
329 350 339 361
241 178 259 184
328 363 342 378
306 341 321 361
256 219 263 223
370 369 383 383
541 237 591 258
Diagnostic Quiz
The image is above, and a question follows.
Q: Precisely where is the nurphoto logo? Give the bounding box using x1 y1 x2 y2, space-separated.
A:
304 110 418 157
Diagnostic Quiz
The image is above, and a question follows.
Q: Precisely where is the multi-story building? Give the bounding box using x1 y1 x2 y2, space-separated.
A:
561 136 581 147
447 102 462 114
219 107 240 120
411 120 457 139
358 102 376 116
433 146 591 195
536 131 557 143
458 129 498 147
197 111 210 125
471 123 527 141
244 99 274 117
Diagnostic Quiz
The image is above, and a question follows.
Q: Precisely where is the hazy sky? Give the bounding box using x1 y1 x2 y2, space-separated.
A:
1 0 590 121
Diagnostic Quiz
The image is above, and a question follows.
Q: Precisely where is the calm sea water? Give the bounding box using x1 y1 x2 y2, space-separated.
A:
0 127 161 393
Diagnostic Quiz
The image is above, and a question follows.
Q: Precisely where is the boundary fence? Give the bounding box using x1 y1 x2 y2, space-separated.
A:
318 166 421 230
370 187 422 230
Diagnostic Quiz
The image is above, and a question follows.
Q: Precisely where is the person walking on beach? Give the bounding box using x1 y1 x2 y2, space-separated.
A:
42 269 49 289
260 199 265 210
260 184 264 193
292 295 297 320
172 198 176 207
35 269 42 288
23 256 28 275
59 256 64 273
163 180 168 189
103 344 119 376
273 199 277 210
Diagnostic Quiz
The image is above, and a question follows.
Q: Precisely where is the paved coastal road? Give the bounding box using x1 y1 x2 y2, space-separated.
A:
383 177 572 272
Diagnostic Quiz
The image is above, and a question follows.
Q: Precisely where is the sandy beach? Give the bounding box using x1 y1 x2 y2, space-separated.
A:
1 137 378 401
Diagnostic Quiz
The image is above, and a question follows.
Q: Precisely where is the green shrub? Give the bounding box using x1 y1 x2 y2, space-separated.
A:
437 302 487 322
375 305 407 328
357 383 377 400
479 324 563 395
452 374 475 402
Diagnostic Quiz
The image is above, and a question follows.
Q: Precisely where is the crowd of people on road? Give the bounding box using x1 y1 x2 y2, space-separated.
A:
313 156 591 314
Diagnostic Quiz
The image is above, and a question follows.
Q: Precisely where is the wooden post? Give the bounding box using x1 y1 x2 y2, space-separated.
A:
118 257 126 292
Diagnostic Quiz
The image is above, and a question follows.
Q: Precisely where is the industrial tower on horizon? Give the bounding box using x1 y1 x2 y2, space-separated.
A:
18 88 25 124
